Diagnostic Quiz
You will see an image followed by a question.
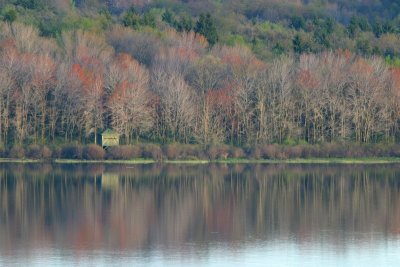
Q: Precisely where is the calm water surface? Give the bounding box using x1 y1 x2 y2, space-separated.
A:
0 163 400 266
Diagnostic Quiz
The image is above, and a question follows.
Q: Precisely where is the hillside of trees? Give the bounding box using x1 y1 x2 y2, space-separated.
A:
1 0 400 61
0 1 398 153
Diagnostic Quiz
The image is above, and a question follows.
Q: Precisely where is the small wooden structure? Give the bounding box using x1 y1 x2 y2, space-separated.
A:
101 129 119 148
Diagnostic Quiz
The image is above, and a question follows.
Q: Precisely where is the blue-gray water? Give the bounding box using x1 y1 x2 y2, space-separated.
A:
1 163 400 266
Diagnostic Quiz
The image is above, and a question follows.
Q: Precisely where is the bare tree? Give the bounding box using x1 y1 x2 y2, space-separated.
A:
0 71 14 144
152 68 196 143
347 57 392 142
187 55 226 144
107 54 154 143
106 25 161 67
53 63 85 142
266 56 296 143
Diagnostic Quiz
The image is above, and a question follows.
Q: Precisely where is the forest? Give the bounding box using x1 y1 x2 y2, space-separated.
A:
0 0 398 159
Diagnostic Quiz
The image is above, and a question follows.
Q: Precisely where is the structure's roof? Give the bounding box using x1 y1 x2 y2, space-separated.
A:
102 129 118 136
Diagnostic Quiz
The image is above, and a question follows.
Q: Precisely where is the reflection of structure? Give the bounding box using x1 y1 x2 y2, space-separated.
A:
2 164 400 254
101 129 119 148
101 172 119 189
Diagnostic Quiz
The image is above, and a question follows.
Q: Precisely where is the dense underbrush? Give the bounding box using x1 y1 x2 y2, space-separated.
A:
3 143 400 161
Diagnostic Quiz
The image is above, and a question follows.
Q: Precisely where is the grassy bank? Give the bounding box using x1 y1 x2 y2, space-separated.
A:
214 157 400 164
57 157 400 164
1 157 400 165
0 158 42 163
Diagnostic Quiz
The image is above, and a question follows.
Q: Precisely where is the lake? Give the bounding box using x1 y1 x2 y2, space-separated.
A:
0 163 400 266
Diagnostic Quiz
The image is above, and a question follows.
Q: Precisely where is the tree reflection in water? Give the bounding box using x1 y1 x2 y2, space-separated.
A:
0 163 400 254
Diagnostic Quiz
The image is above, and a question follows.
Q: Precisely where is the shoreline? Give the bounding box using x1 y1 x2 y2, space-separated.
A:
0 157 400 164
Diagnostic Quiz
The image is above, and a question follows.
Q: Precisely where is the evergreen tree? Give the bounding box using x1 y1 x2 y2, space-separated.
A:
122 7 141 29
290 16 305 30
142 12 156 28
293 34 309 54
2 6 17 23
195 13 218 46
313 18 334 48
356 39 372 55
373 21 384 37
176 15 193 32
382 21 395 34
16 0 42 9
162 9 175 26
347 16 358 38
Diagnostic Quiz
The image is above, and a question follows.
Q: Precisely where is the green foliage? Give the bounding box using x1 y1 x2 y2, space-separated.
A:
356 38 372 55
385 55 400 67
313 28 330 48
272 43 286 56
293 34 310 54
142 12 156 28
162 9 175 25
313 17 335 47
0 0 399 59
122 8 141 29
15 0 43 10
283 138 297 146
373 21 384 37
175 15 193 32
290 16 305 30
373 20 396 37
98 9 113 28
1 5 16 22
39 18 62 37
162 9 194 33
347 16 371 38
194 13 218 46
54 11 113 34
225 34 247 46
122 8 157 29
257 21 287 34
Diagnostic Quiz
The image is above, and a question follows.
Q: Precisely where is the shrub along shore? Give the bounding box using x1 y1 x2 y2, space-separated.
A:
1 143 400 163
